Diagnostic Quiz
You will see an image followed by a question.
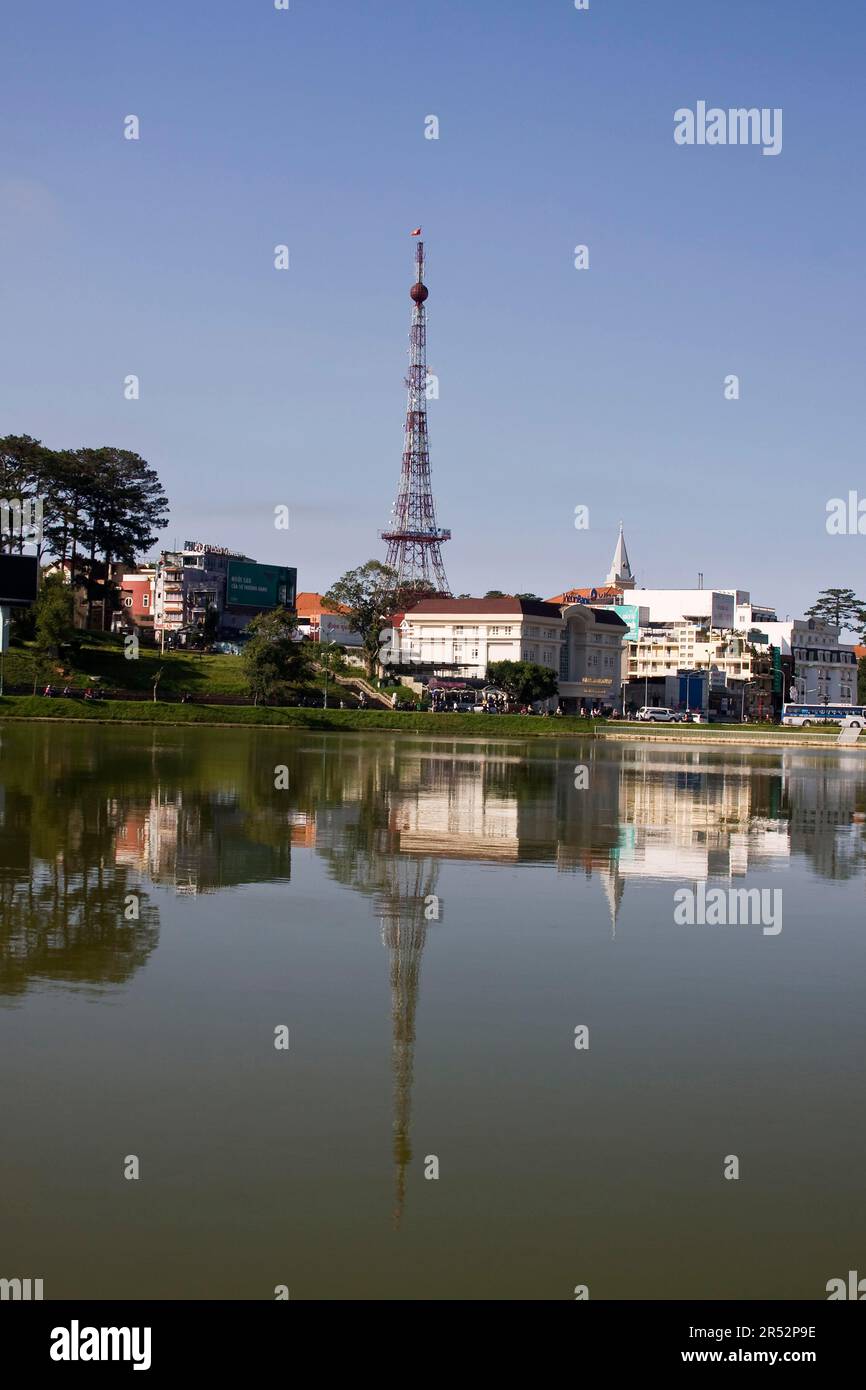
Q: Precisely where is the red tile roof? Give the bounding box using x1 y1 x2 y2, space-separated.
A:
545 585 623 604
296 591 348 618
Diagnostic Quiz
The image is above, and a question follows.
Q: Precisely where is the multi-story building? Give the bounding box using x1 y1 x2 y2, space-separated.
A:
118 568 156 636
153 555 185 643
627 587 736 630
149 541 279 643
116 542 299 645
393 597 564 677
758 618 858 705
390 596 626 710
160 541 253 641
723 591 779 631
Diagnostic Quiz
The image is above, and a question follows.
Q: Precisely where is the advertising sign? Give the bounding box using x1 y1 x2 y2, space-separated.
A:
612 604 640 641
226 561 296 611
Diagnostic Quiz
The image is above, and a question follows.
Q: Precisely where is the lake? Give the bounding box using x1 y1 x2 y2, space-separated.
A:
1 722 864 1299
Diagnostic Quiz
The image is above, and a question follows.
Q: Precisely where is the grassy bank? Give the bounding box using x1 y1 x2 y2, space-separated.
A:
0 696 852 744
2 635 249 695
0 696 593 734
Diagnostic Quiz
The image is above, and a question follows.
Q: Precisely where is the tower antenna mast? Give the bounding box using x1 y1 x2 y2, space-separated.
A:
380 232 451 599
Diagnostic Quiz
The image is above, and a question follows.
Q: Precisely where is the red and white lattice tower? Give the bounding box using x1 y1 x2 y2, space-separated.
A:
380 235 451 598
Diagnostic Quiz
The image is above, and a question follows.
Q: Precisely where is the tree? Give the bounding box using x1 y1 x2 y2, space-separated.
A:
41 447 100 580
242 608 311 705
82 448 169 628
396 578 439 605
317 641 344 708
805 588 866 634
0 434 58 560
515 592 541 601
30 573 74 691
486 660 558 706
325 560 397 678
484 590 506 599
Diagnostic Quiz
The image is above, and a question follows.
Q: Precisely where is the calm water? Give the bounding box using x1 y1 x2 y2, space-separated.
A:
1 723 864 1300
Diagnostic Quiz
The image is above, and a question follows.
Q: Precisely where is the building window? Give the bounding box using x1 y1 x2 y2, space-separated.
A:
142 595 149 608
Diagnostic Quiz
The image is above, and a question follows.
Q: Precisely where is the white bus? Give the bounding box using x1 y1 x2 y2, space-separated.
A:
781 702 865 727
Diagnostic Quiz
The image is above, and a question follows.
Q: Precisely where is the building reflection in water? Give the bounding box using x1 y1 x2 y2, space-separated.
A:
3 726 866 1221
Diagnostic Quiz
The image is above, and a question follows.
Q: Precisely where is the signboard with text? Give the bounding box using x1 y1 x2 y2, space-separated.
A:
612 604 641 642
226 561 296 611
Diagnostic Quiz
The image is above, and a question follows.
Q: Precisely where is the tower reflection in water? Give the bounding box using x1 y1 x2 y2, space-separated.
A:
2 725 865 1227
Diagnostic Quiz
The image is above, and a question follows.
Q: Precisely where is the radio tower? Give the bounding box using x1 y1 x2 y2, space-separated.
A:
380 234 451 599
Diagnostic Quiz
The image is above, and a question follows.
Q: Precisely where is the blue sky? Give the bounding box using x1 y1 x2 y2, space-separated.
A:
1 0 864 617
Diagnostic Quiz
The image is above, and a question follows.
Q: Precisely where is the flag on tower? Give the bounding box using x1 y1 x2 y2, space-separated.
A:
410 227 422 236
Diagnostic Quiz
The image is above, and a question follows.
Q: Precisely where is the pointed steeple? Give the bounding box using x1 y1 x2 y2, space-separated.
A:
606 522 635 590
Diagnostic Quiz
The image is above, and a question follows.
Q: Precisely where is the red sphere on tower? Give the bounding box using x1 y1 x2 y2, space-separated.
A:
410 281 429 303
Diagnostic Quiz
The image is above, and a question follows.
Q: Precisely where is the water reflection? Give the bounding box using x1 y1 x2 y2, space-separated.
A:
2 726 866 1231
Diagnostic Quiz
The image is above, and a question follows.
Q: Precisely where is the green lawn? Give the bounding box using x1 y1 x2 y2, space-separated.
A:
3 637 251 695
0 696 593 733
2 635 364 702
0 696 850 742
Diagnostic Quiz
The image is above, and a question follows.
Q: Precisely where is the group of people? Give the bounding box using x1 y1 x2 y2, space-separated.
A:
41 684 105 701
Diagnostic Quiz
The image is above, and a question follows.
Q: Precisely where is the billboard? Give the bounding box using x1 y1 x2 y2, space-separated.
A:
0 554 39 607
710 592 735 628
612 604 641 641
226 561 296 611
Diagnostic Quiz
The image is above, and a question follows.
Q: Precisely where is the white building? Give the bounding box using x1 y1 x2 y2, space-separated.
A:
721 590 778 631
630 588 735 630
390 597 626 710
757 618 857 704
627 626 762 685
393 598 563 677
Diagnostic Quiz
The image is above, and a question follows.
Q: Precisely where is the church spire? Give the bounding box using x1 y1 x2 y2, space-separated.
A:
606 521 634 589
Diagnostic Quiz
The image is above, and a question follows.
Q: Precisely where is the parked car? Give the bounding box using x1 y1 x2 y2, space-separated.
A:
636 706 683 723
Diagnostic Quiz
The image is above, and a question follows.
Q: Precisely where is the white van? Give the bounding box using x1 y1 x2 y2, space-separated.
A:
636 706 682 723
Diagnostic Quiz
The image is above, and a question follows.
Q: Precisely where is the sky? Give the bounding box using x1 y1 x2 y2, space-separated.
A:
1 0 864 620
